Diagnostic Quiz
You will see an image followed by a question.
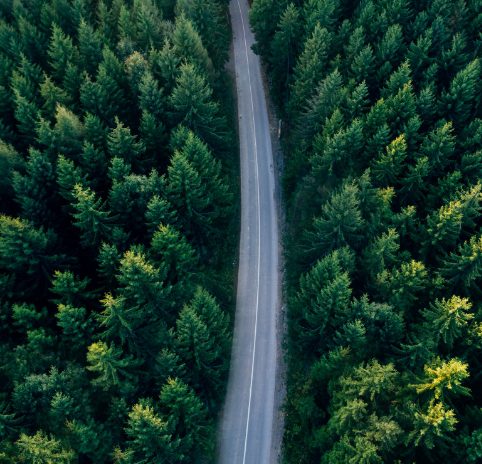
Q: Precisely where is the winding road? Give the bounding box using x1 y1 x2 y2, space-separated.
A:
218 0 281 463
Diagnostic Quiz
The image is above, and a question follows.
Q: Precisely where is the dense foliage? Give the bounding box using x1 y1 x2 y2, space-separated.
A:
250 0 482 462
0 0 235 462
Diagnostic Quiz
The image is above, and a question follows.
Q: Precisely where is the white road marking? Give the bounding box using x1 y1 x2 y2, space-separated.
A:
235 1 262 463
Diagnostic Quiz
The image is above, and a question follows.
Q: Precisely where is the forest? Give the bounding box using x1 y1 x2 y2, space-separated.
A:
0 0 236 462
250 0 482 462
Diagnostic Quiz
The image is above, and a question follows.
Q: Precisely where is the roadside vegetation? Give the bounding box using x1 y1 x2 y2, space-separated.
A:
0 0 235 462
250 0 482 462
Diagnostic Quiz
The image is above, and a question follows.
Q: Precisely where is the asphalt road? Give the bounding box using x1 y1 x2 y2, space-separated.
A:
218 0 281 463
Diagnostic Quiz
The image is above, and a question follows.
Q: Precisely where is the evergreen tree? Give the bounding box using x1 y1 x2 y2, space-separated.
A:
168 63 227 149
421 296 474 349
172 14 213 80
15 431 75 463
87 341 139 392
270 3 301 101
124 402 180 463
159 378 213 460
288 24 333 116
71 184 114 248
306 182 365 257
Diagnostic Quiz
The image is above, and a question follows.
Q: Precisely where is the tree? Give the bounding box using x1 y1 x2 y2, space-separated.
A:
250 0 287 60
87 341 139 392
419 122 455 174
376 260 428 312
47 24 77 82
15 431 75 463
56 155 88 202
125 402 180 463
107 119 144 166
296 68 344 145
362 228 400 279
440 235 482 292
311 119 364 183
172 14 213 79
168 63 227 149
414 358 470 402
371 134 407 186
138 72 165 120
71 184 114 248
115 249 171 325
175 305 223 398
270 3 301 101
423 184 481 253
56 304 93 354
165 151 212 246
0 140 22 199
306 182 365 257
304 0 341 34
288 24 333 115
421 296 474 349
0 215 57 293
440 59 480 126
159 378 213 460
408 400 457 449
175 0 229 68
150 224 197 293
77 19 103 76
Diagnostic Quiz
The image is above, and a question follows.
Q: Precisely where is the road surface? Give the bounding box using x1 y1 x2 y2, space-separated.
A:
218 0 281 463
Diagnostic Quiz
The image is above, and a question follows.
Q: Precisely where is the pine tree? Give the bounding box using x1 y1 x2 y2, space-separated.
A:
165 151 212 245
159 378 213 460
0 140 21 199
250 0 288 60
168 62 227 149
288 24 333 116
306 182 365 257
419 122 455 174
47 24 77 82
270 3 301 101
15 431 74 463
175 0 229 68
115 249 171 325
77 19 103 76
296 68 344 145
87 341 139 392
304 0 341 34
150 224 197 291
71 184 114 248
56 303 93 354
376 260 428 312
138 71 165 120
422 296 474 349
0 215 56 291
311 119 364 183
414 358 470 402
172 14 213 79
107 118 144 166
423 184 481 252
132 0 163 50
440 59 480 126
56 155 88 202
440 234 482 292
371 134 407 186
175 305 223 398
125 402 180 462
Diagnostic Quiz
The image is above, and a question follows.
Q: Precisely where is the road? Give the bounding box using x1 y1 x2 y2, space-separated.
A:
218 0 281 463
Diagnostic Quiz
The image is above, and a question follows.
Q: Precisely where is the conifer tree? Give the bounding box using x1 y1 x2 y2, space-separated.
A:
159 378 213 460
125 402 179 462
71 184 114 248
168 63 227 149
